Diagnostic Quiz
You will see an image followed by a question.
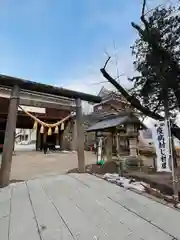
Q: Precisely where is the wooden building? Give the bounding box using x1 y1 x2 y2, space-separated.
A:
0 96 75 152
93 87 132 113
0 74 101 187
86 112 145 160
84 87 146 162
84 87 134 151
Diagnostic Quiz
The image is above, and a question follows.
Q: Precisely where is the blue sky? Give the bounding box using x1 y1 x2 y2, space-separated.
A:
0 0 171 94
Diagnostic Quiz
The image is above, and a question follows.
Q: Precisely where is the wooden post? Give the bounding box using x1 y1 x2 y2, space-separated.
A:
59 128 65 150
75 98 85 172
36 128 38 151
36 126 41 151
71 120 77 151
60 130 65 150
56 132 59 146
116 132 123 176
106 133 112 161
0 85 20 187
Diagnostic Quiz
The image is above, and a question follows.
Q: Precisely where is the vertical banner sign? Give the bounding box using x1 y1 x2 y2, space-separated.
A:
97 137 103 163
152 121 171 172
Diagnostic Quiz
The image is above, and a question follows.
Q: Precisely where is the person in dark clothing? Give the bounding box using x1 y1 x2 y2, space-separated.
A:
43 142 48 154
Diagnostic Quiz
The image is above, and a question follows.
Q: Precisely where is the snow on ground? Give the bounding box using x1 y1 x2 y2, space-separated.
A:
103 173 146 192
14 143 36 151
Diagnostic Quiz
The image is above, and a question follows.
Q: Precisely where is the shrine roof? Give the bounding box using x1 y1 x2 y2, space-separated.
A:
86 113 146 132
0 74 101 103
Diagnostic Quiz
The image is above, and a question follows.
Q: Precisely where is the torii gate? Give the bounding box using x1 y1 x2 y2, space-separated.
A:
0 75 101 187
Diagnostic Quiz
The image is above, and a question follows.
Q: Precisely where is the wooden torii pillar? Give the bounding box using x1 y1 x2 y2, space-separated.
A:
75 98 85 173
36 125 41 151
71 120 77 151
0 85 20 187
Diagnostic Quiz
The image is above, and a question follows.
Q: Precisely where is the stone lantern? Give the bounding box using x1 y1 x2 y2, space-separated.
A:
126 123 139 157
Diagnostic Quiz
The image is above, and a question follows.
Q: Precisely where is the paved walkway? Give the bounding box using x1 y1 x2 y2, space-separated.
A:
8 150 96 181
0 173 180 240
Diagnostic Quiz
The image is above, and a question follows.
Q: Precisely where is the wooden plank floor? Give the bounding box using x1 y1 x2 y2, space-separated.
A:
0 173 180 240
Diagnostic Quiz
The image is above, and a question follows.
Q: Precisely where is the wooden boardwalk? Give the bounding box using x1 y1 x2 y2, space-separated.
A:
0 173 180 240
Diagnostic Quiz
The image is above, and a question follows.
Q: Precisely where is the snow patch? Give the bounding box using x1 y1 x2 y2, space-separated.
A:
103 173 146 192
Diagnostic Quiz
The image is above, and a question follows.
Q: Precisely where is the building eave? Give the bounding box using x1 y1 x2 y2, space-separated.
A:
0 74 101 103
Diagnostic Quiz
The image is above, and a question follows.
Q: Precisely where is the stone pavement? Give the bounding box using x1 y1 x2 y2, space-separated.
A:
8 150 96 181
0 173 180 240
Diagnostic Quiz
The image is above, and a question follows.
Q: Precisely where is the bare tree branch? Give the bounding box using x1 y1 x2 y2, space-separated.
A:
101 60 163 121
103 48 110 58
131 22 144 36
142 0 146 16
152 100 162 114
140 0 149 30
103 56 111 69
100 59 180 139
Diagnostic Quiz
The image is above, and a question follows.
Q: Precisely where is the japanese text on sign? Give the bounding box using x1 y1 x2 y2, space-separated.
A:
152 121 171 172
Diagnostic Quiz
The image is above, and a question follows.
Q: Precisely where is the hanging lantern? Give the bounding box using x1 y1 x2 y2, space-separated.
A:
61 122 64 130
54 126 59 134
48 127 52 135
40 125 44 134
33 121 38 130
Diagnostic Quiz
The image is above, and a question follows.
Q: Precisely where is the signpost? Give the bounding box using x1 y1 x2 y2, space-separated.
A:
96 133 104 165
152 120 171 172
152 120 178 199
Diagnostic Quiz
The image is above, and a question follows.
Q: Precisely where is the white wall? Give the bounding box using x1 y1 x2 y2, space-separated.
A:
16 129 36 143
